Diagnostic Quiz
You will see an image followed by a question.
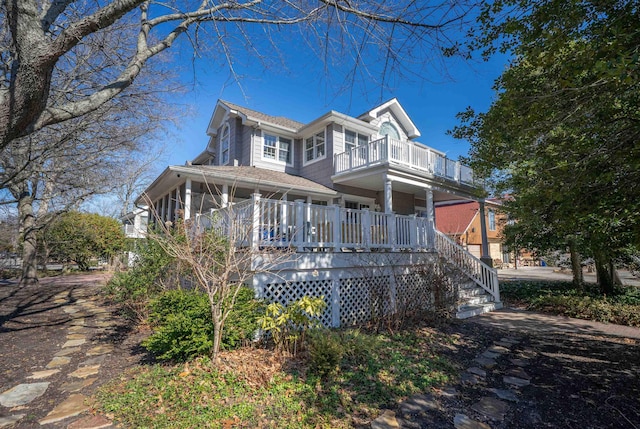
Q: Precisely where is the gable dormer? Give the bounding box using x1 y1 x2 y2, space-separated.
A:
358 98 421 141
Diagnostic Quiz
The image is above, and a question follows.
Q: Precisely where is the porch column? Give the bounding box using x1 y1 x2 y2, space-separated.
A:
159 197 165 224
425 188 435 249
478 200 493 267
166 192 173 224
174 187 181 221
221 184 229 208
384 176 393 213
184 178 192 220
251 193 262 250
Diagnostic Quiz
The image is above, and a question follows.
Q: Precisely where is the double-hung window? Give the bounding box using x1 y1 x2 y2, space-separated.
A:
305 130 325 163
344 129 369 152
263 134 292 164
488 209 496 231
220 124 230 165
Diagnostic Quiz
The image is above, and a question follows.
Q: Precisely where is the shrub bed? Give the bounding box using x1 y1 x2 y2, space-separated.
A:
500 281 640 326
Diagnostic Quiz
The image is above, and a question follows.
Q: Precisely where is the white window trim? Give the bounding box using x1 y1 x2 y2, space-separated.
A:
220 123 230 165
344 128 369 153
303 128 327 166
261 133 294 166
488 209 496 231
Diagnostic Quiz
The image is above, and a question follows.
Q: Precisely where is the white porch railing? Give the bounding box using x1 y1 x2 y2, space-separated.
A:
435 230 500 302
195 196 436 252
334 136 478 186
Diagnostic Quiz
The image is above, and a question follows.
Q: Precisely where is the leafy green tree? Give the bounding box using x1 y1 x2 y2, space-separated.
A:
451 0 640 294
41 212 126 271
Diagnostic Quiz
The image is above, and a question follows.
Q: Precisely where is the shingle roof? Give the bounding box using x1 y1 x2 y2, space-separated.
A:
175 165 337 195
220 100 305 131
435 201 479 235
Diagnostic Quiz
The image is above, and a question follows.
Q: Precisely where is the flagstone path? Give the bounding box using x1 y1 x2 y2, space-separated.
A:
0 274 129 428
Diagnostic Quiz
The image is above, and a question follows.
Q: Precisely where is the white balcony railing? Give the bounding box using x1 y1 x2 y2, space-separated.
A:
195 196 436 253
334 136 478 186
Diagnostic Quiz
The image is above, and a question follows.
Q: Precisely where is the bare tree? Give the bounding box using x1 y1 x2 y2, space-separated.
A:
151 195 296 359
0 0 476 151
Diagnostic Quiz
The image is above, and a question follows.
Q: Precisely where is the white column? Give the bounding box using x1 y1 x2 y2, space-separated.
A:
280 194 288 242
294 199 305 252
251 193 262 250
159 197 165 223
384 176 393 213
425 188 435 249
184 178 192 220
221 184 229 208
166 192 173 223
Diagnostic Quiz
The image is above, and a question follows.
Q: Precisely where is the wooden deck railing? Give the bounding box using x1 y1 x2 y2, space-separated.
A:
434 230 500 302
195 196 436 252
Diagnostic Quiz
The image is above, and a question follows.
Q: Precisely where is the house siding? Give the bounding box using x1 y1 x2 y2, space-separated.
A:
299 124 334 188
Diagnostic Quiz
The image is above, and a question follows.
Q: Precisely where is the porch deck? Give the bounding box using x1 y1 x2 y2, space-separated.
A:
194 196 500 305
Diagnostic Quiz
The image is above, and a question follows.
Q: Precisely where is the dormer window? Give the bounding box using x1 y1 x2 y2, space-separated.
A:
379 121 400 141
220 124 230 165
304 130 325 164
263 133 292 165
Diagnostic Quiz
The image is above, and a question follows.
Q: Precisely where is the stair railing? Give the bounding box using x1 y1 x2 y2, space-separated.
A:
434 230 500 302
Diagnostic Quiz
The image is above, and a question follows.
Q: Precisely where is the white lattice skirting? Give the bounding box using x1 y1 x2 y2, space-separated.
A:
252 252 449 327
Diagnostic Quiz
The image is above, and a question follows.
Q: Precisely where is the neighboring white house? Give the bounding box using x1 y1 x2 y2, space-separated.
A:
137 99 501 322
120 207 148 239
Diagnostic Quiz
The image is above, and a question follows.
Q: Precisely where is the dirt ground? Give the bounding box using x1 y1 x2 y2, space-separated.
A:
1 273 640 428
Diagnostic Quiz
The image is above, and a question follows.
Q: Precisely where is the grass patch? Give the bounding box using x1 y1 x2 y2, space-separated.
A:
500 280 640 326
96 327 457 428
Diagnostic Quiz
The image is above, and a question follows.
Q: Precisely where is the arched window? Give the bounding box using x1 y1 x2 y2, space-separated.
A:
220 124 230 165
379 121 400 140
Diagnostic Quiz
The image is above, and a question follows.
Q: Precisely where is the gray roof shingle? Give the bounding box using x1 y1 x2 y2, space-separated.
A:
220 100 305 131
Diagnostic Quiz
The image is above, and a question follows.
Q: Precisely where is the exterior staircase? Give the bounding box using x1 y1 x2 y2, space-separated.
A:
456 279 503 319
434 230 503 319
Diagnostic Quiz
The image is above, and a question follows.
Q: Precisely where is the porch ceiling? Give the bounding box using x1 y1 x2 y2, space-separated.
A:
331 164 480 202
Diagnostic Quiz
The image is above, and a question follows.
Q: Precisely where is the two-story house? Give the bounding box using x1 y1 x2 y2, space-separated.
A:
138 98 502 323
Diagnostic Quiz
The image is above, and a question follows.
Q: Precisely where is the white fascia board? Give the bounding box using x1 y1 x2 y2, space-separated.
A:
296 111 378 137
171 166 338 198
256 122 298 137
359 98 421 139
134 166 181 206
206 101 229 136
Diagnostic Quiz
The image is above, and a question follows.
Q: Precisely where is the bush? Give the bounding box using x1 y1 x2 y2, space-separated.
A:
105 237 176 321
258 296 326 355
307 330 344 377
143 287 264 361
500 280 640 326
143 290 213 361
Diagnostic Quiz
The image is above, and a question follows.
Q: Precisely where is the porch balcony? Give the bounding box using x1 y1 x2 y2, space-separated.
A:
334 136 479 187
195 196 436 253
194 196 500 304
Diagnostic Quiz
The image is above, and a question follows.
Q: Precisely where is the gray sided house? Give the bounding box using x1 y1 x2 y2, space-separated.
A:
138 98 502 323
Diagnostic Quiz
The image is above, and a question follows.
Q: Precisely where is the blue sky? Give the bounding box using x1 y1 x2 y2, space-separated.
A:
163 40 508 168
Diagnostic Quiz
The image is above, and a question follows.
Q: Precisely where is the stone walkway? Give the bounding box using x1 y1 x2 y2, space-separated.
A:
0 275 117 428
370 308 640 428
371 334 528 429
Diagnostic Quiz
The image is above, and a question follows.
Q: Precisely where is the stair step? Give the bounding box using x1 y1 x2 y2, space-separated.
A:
458 294 493 308
458 287 487 298
456 301 503 319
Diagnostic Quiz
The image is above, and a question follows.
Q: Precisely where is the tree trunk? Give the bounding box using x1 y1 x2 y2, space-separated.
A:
568 237 584 291
17 193 38 285
593 250 614 295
